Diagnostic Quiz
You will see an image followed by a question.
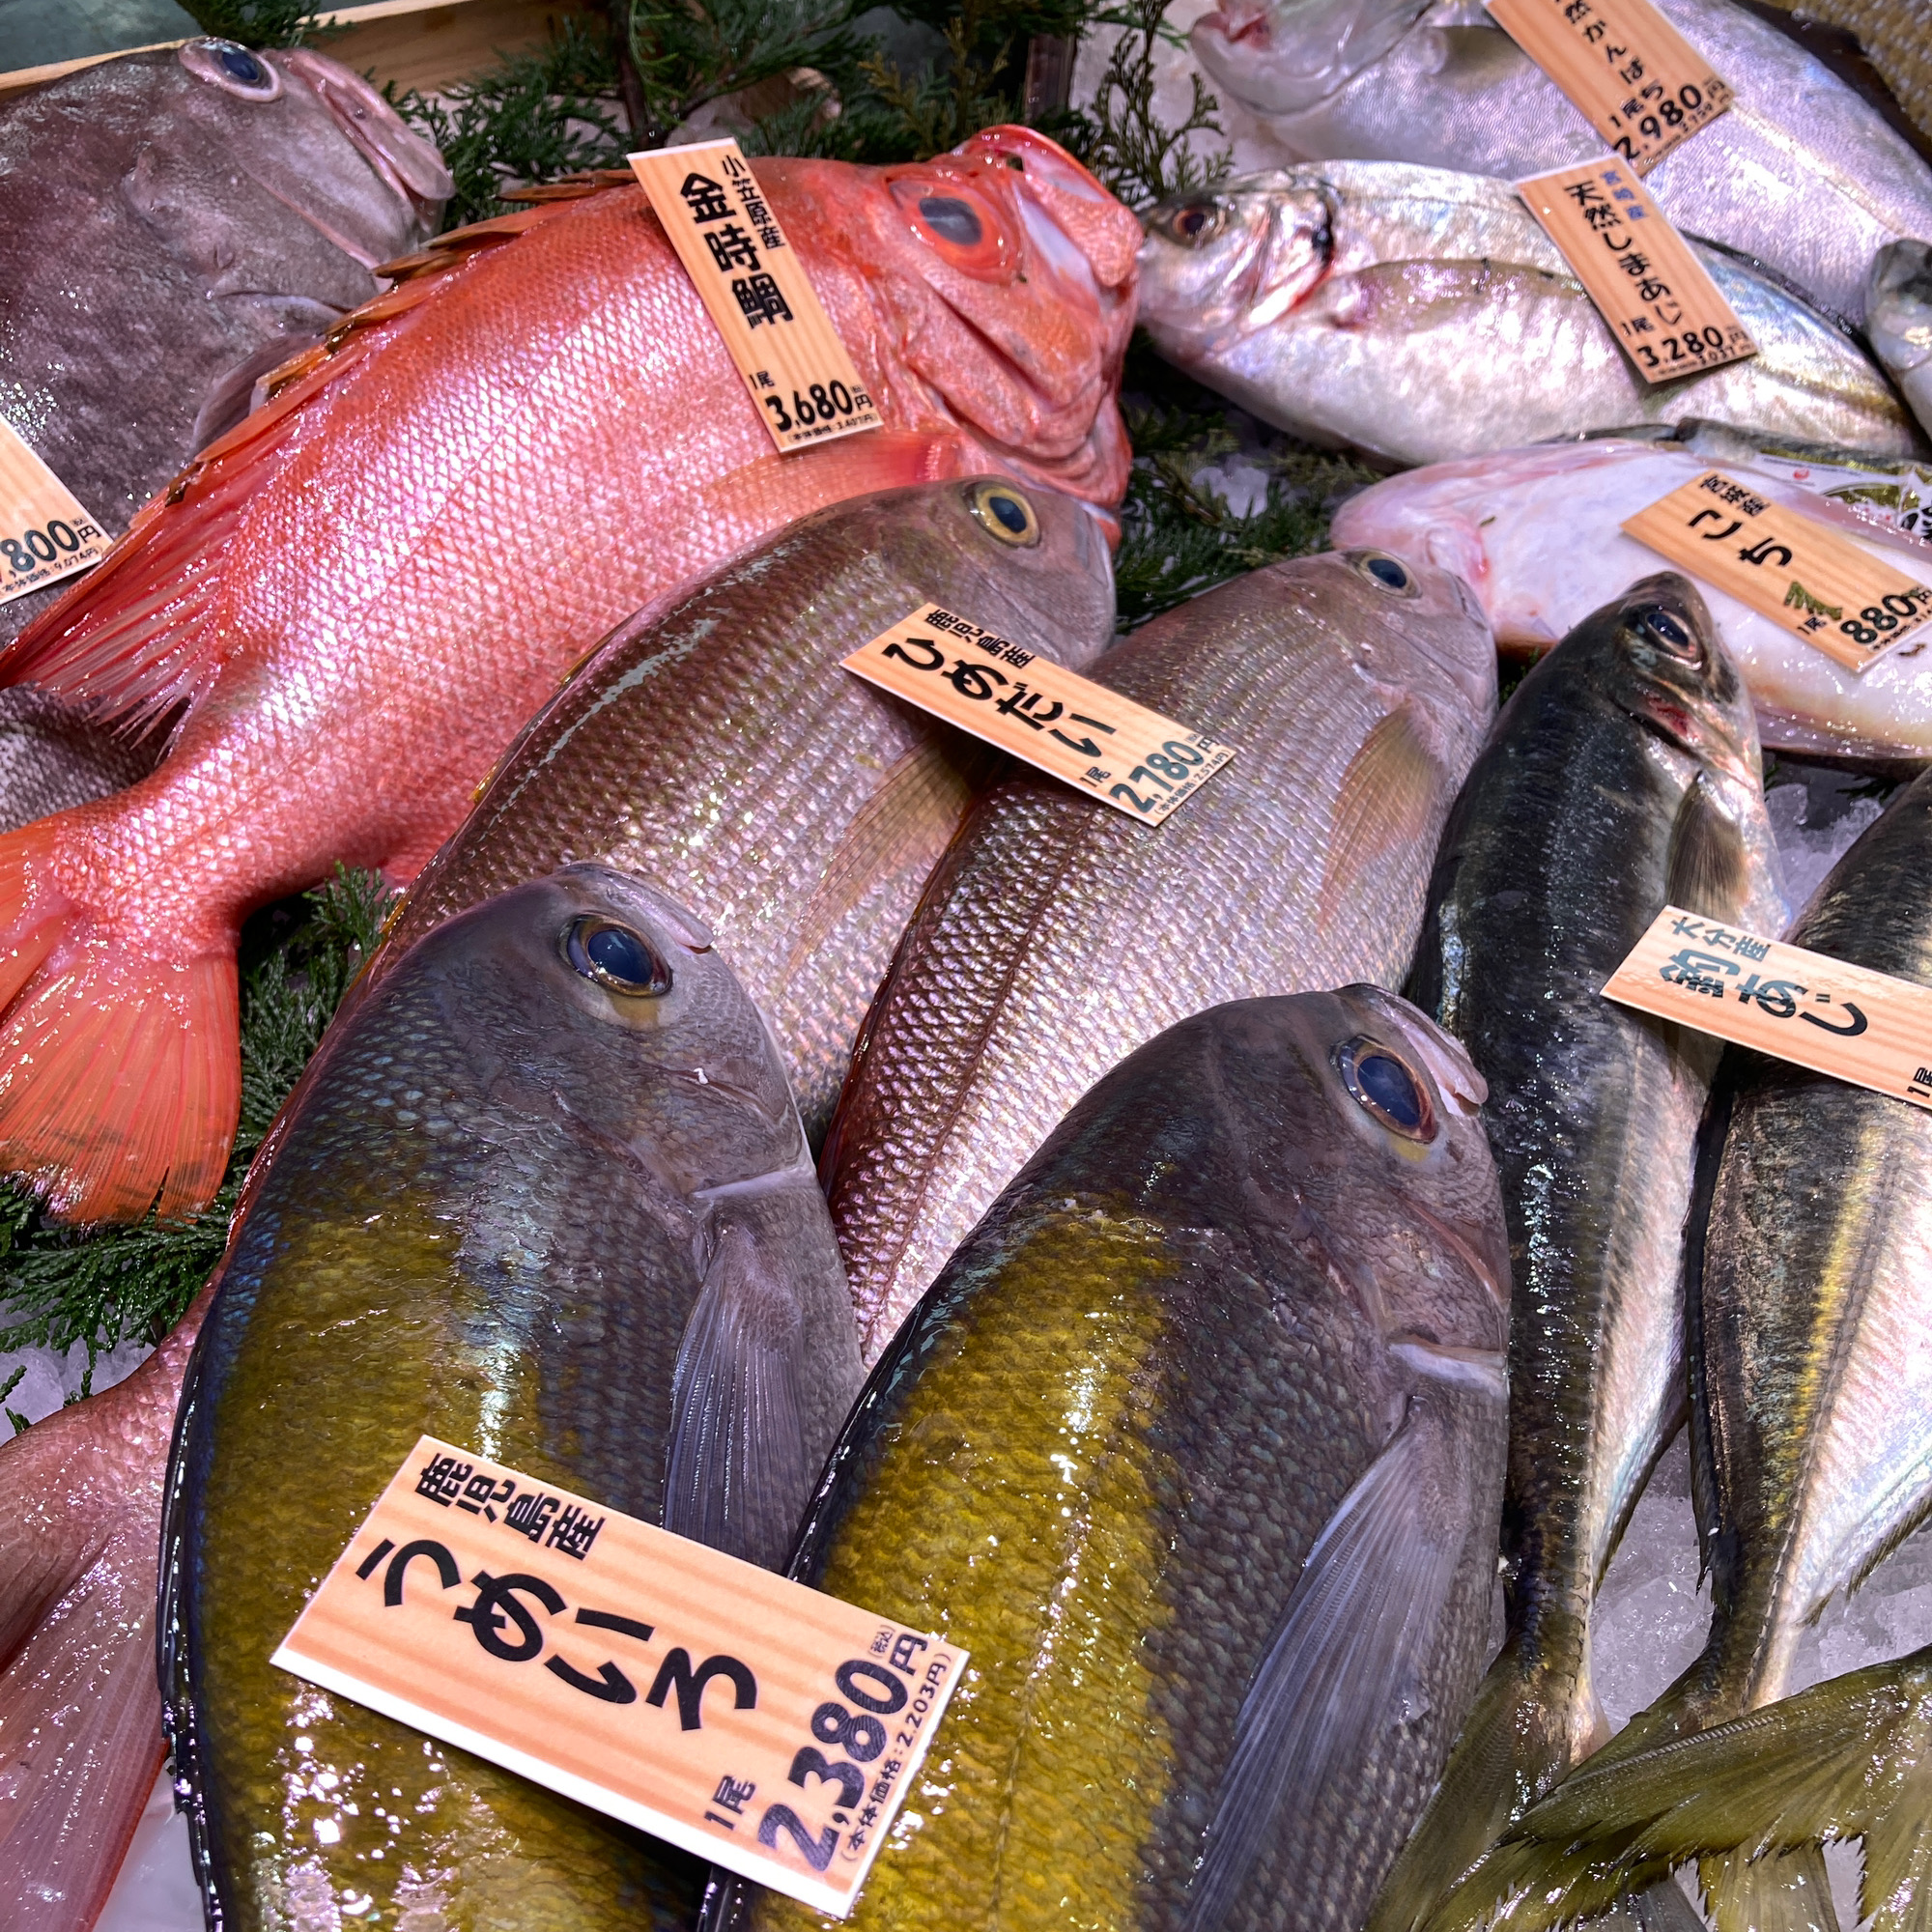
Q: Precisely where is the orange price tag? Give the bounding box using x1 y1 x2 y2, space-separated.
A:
1485 0 1730 173
1603 906 1932 1109
0 416 109 609
1518 159 1753 384
1622 469 1932 672
843 602 1236 825
629 139 881 455
274 1436 967 1918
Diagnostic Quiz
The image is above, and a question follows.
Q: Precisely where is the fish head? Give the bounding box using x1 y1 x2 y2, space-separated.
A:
1867 239 1932 381
1138 174 1335 361
1585 572 1761 791
1287 985 1510 1357
1313 544 1499 723
416 866 809 1198
1191 0 1434 115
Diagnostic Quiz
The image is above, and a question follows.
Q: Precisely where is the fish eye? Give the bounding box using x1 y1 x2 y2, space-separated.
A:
562 916 672 996
1346 549 1420 597
1162 199 1224 247
182 38 282 99
919 195 983 246
1336 1037 1436 1142
969 481 1040 547
1634 607 1700 661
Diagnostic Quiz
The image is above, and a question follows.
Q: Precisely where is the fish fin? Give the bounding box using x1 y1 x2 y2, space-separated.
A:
1701 1844 1840 1932
0 820 238 1221
1183 1404 1462 1932
1665 773 1747 921
664 1222 810 1571
1319 699 1447 933
1433 1649 1932 1932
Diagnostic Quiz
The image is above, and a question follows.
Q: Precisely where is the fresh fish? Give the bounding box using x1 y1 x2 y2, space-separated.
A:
1331 431 1932 759
713 990 1511 1932
1136 164 1918 468
373 477 1114 1143
1868 239 1932 440
1186 0 1932 327
1433 765 1932 1932
0 127 1141 1226
0 40 450 645
0 690 153 834
0 1297 208 1932
823 544 1495 1358
1372 575 1783 1932
161 866 866 1930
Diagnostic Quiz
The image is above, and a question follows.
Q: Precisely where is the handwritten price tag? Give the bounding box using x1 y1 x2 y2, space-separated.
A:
1603 907 1932 1110
275 1436 966 1918
1623 469 1932 671
630 139 881 455
843 603 1236 824
0 417 109 610
1485 0 1731 173
1519 159 1753 383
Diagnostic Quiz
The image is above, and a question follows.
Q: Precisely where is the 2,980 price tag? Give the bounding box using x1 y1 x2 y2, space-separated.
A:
630 138 882 456
276 1436 966 1918
0 417 109 609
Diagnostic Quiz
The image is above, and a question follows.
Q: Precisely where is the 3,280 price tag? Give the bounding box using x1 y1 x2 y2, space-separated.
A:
630 138 882 456
0 417 109 609
275 1436 967 1918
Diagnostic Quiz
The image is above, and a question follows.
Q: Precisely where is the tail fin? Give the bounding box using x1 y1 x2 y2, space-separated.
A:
1430 1647 1932 1932
0 1297 207 1932
0 819 239 1222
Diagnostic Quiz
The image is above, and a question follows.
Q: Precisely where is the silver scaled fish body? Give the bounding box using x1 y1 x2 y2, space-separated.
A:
1868 240 1932 443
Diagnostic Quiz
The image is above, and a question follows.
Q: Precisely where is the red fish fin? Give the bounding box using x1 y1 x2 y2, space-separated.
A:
0 822 239 1222
700 432 973 530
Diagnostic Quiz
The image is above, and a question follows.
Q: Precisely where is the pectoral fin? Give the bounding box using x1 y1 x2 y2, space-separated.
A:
1320 699 1448 932
664 1222 809 1572
1665 773 1747 921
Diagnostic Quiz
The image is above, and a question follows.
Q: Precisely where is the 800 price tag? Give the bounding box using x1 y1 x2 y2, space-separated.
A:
0 419 109 609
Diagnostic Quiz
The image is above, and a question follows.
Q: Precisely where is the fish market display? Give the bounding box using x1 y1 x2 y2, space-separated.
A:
0 127 1140 1226
824 544 1495 1357
1868 239 1932 440
1332 431 1932 759
1374 575 1782 1932
162 867 866 1929
1433 763 1932 1932
370 478 1115 1143
0 41 451 646
1136 164 1918 468
717 990 1511 1932
0 1299 207 1932
1186 0 1932 327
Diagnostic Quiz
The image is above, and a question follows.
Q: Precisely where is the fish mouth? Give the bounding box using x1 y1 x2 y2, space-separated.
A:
1199 4 1271 47
280 50 454 230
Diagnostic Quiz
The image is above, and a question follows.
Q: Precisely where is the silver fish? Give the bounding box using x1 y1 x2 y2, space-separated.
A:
1137 165 1919 468
1189 0 1932 327
1868 239 1932 442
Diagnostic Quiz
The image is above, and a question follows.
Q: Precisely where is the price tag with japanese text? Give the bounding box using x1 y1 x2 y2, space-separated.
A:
1623 469 1932 671
1485 0 1731 172
629 139 881 455
0 417 109 609
1604 907 1932 1111
274 1436 967 1918
1519 160 1753 383
843 603 1236 825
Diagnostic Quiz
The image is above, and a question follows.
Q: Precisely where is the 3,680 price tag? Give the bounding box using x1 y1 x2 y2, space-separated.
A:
275 1436 966 1917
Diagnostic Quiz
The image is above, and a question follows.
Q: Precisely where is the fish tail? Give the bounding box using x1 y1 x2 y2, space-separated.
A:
1427 1647 1932 1932
0 818 239 1222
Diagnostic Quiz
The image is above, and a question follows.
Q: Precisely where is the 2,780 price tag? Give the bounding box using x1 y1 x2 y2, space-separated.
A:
275 1436 967 1917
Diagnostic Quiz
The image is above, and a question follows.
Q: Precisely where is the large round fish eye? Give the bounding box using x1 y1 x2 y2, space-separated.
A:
919 195 983 246
563 916 672 996
1634 607 1700 662
969 480 1040 547
1346 549 1420 597
1336 1037 1436 1142
1161 199 1224 247
180 37 282 99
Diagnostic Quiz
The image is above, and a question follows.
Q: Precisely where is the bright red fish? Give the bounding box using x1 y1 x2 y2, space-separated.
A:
0 128 1138 1224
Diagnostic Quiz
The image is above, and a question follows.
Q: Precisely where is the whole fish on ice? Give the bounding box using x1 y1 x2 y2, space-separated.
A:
1188 0 1932 327
0 127 1140 1225
1137 164 1918 467
1330 430 1932 758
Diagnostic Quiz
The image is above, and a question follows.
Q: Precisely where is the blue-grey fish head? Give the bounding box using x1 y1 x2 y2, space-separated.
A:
1867 240 1932 385
1138 174 1334 365
1190 0 1434 114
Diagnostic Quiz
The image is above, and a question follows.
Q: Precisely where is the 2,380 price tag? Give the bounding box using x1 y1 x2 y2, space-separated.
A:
630 138 882 455
0 417 109 609
275 1436 966 1917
